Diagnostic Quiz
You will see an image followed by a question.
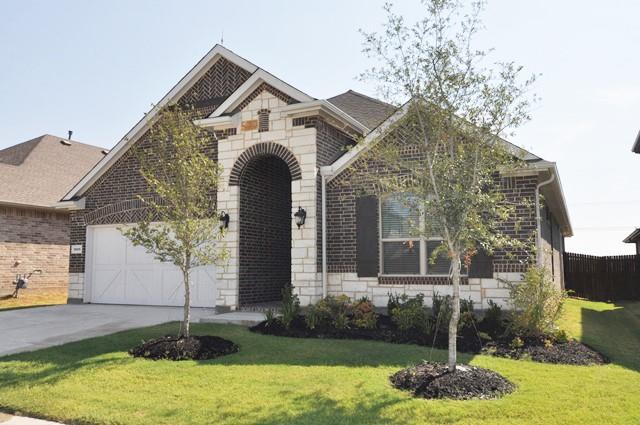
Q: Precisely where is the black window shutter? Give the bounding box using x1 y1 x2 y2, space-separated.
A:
469 248 494 278
356 195 379 277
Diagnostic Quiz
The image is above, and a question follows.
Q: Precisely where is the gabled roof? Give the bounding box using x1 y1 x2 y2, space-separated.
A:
623 228 640 243
320 99 573 237
62 45 258 201
632 130 640 154
0 135 105 208
209 69 314 117
327 90 397 130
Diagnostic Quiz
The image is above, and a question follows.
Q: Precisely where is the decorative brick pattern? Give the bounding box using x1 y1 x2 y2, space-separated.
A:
213 128 237 140
378 276 469 285
258 109 270 133
0 206 70 293
178 57 252 118
228 142 302 186
232 82 297 114
239 156 291 305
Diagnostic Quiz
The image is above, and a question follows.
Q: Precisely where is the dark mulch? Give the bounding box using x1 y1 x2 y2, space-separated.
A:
390 361 515 400
129 335 239 361
488 340 607 365
252 315 607 366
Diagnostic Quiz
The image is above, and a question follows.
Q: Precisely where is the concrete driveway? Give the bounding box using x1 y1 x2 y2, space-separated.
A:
0 304 215 357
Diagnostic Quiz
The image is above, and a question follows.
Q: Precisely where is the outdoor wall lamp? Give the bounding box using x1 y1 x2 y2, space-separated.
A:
219 211 230 229
294 207 307 228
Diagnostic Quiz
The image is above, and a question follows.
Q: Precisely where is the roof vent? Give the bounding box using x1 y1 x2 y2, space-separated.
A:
60 139 71 146
101 149 109 155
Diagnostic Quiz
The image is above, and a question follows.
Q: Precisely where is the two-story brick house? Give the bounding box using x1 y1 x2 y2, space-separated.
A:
57 45 572 310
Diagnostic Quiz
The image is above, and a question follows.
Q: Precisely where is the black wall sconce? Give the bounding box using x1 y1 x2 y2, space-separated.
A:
219 211 230 229
294 206 307 228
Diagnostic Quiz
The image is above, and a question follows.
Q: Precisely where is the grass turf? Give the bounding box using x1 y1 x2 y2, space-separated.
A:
0 298 638 425
0 289 67 311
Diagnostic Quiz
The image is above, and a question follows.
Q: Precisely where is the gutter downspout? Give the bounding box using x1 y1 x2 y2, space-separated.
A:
321 172 328 298
536 172 556 265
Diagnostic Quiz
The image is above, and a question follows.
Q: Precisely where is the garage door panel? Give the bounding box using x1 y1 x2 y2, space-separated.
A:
93 228 125 266
93 268 124 303
88 225 217 307
125 268 157 304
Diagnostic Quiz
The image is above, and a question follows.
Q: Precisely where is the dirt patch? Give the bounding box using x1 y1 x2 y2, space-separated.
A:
488 340 607 365
390 361 515 400
129 335 239 361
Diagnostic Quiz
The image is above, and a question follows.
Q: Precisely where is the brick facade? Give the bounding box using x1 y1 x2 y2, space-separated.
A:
68 56 252 292
0 206 70 294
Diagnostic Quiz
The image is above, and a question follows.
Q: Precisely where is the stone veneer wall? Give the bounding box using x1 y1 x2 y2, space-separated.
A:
0 206 70 294
214 90 322 308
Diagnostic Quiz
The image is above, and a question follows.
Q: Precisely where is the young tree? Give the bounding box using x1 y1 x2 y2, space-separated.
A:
358 0 538 371
122 106 228 338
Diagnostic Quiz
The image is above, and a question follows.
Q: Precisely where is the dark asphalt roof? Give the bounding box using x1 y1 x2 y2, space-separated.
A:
327 90 397 131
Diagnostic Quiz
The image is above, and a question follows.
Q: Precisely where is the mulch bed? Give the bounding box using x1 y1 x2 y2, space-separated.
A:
390 361 515 400
251 315 607 366
487 340 607 365
129 335 239 361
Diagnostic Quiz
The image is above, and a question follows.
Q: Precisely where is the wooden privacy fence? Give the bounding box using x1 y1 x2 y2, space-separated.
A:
564 252 640 301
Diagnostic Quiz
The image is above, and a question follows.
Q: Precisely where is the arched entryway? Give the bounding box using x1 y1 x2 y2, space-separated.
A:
238 154 292 306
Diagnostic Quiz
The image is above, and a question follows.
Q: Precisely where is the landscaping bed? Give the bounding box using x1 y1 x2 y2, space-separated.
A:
390 361 515 400
250 291 607 366
129 335 239 360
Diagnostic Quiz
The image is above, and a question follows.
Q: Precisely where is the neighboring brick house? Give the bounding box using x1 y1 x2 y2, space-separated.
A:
0 135 105 296
58 45 572 310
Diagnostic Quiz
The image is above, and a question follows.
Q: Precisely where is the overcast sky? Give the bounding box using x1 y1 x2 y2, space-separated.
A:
1 0 638 255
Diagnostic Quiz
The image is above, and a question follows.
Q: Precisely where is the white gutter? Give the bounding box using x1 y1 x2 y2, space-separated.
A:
536 172 556 265
321 172 328 298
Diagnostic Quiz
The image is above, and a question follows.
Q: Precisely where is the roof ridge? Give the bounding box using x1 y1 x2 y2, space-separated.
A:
40 134 105 151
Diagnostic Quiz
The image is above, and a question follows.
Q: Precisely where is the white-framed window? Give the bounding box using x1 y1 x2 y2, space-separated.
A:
379 195 465 276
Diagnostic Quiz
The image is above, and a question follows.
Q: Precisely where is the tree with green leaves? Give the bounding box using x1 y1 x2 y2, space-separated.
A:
122 106 228 338
358 0 538 371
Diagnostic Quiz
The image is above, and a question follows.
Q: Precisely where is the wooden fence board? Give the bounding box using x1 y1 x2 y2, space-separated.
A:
564 252 640 301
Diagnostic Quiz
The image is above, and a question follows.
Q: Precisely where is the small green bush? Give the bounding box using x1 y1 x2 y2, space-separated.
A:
305 295 353 330
508 265 568 338
280 284 300 330
389 293 427 332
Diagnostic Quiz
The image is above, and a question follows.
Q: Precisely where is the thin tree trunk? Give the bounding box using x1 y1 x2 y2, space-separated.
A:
182 254 192 338
448 252 461 372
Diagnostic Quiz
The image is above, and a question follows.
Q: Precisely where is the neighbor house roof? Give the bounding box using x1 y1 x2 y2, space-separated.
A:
0 135 105 208
632 130 640 153
327 90 397 130
623 228 640 243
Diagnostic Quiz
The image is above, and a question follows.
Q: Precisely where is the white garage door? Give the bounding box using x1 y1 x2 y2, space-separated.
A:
87 225 217 307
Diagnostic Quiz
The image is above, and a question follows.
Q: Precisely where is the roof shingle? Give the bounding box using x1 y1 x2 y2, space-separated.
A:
0 135 105 208
326 90 397 131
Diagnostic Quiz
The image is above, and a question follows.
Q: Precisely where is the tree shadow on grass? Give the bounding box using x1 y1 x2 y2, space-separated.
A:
0 321 478 389
579 301 640 372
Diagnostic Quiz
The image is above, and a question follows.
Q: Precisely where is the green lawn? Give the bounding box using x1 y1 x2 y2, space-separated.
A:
0 289 67 311
0 298 638 425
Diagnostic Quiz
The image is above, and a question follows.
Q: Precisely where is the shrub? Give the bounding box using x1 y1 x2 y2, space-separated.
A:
280 284 300 330
508 266 568 338
305 295 352 330
264 308 278 327
480 300 506 339
353 297 378 329
389 293 427 332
